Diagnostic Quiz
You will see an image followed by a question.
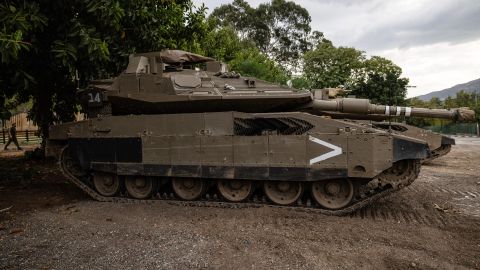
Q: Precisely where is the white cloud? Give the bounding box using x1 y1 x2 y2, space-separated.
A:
194 0 480 97
377 40 480 97
296 0 480 51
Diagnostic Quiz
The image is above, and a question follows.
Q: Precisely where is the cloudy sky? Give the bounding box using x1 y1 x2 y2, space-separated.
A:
193 0 480 97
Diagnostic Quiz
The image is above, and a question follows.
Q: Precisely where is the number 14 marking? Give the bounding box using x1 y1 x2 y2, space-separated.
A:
88 93 101 103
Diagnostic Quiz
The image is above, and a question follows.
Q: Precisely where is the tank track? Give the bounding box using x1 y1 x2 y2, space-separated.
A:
59 147 421 216
422 145 452 164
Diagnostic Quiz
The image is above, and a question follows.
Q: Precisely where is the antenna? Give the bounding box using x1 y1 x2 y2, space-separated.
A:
388 84 392 133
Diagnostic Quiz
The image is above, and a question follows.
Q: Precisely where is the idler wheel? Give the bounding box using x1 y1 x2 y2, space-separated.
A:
311 179 354 210
172 178 205 201
125 176 156 199
264 181 303 205
60 146 86 178
217 180 252 202
93 173 120 197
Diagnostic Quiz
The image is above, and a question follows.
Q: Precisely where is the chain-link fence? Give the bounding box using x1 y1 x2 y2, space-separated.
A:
423 123 480 136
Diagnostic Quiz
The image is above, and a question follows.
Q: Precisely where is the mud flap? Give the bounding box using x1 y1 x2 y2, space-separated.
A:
393 138 428 162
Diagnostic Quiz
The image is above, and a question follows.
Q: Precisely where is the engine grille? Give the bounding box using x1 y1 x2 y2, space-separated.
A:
234 117 314 136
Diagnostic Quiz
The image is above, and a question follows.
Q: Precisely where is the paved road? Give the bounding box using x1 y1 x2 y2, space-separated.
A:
451 136 480 145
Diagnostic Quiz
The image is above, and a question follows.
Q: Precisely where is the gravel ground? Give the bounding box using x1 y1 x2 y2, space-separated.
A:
0 138 479 270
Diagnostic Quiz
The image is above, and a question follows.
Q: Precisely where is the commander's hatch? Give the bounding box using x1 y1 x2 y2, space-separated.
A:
173 75 201 88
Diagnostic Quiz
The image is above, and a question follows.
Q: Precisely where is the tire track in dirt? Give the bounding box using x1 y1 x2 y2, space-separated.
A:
407 185 480 199
405 185 480 218
347 183 480 225
347 207 457 227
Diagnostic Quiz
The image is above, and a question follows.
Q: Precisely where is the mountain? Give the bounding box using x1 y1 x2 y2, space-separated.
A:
415 78 480 101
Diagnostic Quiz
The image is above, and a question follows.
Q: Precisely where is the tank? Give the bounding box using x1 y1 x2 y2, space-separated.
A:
45 50 473 215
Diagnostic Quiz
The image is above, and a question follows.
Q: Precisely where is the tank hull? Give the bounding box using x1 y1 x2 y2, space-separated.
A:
47 112 427 213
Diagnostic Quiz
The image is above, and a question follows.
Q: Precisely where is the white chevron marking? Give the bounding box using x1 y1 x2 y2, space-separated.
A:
309 136 343 164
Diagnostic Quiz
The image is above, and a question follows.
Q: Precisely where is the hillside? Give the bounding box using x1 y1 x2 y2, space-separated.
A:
416 78 480 101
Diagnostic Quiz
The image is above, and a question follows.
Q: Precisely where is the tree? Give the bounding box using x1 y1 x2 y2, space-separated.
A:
228 47 289 85
407 97 427 107
0 0 207 142
198 19 248 62
302 40 364 90
352 56 409 105
444 96 457 109
454 90 474 108
428 97 443 109
211 0 312 69
0 2 46 123
301 42 409 104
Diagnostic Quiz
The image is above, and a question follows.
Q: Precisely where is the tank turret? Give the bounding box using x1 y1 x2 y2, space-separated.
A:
79 52 475 123
79 49 312 117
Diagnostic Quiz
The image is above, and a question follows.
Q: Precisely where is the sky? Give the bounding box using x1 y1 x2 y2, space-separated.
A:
193 0 480 97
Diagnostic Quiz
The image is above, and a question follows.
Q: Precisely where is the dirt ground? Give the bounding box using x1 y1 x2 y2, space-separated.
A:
0 138 479 270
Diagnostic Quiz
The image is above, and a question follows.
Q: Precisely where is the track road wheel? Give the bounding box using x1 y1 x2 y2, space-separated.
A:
311 179 354 210
125 176 157 199
93 173 121 197
264 181 303 205
172 178 205 201
217 180 252 202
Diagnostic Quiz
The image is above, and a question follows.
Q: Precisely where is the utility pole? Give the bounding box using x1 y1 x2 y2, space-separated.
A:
476 90 479 136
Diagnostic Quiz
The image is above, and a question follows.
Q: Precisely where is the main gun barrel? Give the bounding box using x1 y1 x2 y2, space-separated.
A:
306 98 475 122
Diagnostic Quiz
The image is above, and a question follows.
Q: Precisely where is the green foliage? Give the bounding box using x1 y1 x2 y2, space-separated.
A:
428 97 443 109
291 77 312 90
352 56 409 105
198 18 289 85
199 20 248 62
211 0 312 69
229 48 289 85
0 1 47 122
407 97 427 107
303 40 364 90
0 0 208 141
0 2 47 63
302 41 409 104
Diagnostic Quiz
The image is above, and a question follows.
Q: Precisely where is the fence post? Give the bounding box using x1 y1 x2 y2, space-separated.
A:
26 129 29 142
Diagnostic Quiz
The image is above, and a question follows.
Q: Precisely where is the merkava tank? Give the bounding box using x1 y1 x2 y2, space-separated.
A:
45 50 473 214
309 88 471 163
